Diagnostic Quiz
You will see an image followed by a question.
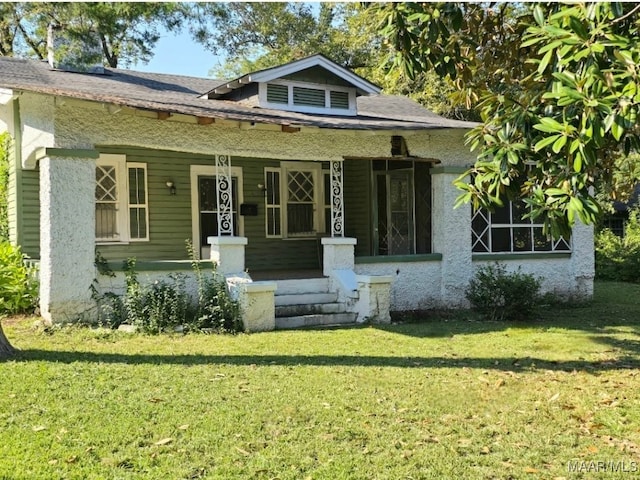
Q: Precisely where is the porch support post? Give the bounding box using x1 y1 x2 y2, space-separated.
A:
38 148 99 323
215 153 234 235
322 237 356 276
330 159 344 237
569 220 595 298
431 167 473 307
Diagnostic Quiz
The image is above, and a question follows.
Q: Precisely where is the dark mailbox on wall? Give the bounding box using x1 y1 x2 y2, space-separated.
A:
240 203 258 216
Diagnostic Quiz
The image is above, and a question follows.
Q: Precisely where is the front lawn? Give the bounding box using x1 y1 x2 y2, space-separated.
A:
1 281 639 479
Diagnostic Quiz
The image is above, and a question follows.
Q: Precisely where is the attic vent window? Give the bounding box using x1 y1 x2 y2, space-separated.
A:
260 80 357 115
266 84 288 104
293 86 325 107
330 91 349 109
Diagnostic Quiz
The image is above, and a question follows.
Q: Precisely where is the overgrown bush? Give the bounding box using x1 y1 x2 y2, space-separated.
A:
466 263 542 321
92 243 242 334
596 209 640 282
0 242 39 315
187 240 242 333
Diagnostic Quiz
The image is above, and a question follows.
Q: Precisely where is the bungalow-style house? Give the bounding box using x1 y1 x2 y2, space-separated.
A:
0 48 594 330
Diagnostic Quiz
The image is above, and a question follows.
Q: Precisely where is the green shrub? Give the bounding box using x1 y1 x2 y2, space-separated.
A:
595 209 640 282
466 263 542 321
92 244 242 334
187 240 242 333
0 242 39 315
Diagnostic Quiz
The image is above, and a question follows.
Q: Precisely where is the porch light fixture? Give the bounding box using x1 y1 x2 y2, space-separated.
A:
257 183 267 195
165 180 176 195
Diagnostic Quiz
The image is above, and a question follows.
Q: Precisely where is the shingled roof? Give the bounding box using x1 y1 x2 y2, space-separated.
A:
0 56 478 131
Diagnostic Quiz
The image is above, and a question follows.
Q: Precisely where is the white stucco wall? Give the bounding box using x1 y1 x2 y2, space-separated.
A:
355 261 442 311
20 94 55 167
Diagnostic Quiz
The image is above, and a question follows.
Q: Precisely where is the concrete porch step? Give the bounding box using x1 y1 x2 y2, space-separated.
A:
275 302 344 318
275 277 330 295
275 312 358 330
275 292 337 306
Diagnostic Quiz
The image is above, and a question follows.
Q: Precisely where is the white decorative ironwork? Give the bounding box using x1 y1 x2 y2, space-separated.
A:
215 154 234 236
330 160 344 237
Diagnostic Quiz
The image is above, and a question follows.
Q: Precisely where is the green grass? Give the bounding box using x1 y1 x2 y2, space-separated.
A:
1 281 640 479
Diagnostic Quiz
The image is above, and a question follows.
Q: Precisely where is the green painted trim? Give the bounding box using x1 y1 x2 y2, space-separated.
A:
472 252 572 261
35 147 100 161
430 166 468 175
355 253 443 264
12 100 23 246
104 260 216 272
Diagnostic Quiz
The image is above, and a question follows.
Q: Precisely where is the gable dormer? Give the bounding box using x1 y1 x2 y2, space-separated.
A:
202 54 381 116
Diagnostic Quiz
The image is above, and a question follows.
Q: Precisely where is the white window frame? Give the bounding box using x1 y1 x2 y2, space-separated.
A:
190 164 244 256
258 79 357 116
126 162 150 242
265 167 282 238
95 154 129 244
265 162 326 239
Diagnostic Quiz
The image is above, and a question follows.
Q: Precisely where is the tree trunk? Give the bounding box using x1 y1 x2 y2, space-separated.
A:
0 322 15 357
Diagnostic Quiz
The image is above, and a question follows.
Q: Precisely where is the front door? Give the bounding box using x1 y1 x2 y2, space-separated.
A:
190 165 243 259
374 171 414 255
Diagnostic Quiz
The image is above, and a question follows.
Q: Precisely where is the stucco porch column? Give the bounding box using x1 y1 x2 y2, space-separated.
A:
569 220 595 298
38 148 99 323
208 236 248 275
431 167 473 307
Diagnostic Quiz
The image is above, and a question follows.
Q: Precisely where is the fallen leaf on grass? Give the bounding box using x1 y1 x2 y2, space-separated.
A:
480 446 490 454
495 379 505 388
586 445 599 454
154 438 173 446
32 426 46 432
235 446 250 456
178 424 189 430
548 393 560 402
48 460 58 465
148 398 164 403
524 467 539 473
66 456 78 464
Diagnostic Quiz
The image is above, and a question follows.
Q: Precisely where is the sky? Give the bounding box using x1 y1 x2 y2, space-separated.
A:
129 28 222 78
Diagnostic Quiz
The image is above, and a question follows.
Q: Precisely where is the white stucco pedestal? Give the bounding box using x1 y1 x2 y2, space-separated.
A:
208 236 248 275
322 237 357 275
227 277 278 332
355 275 393 324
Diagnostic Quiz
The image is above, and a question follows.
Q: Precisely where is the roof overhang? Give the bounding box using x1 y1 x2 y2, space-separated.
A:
203 54 382 99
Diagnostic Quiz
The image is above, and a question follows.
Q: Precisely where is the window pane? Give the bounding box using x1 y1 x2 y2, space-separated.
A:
96 203 117 239
533 227 552 251
513 227 532 252
287 203 314 235
491 205 510 224
511 200 530 224
266 171 280 205
267 207 281 236
491 228 511 252
129 207 147 239
199 177 217 211
96 166 117 201
128 168 146 205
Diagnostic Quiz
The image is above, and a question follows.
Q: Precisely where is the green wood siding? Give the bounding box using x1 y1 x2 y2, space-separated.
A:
97 148 323 271
20 169 39 258
344 160 372 257
283 66 352 87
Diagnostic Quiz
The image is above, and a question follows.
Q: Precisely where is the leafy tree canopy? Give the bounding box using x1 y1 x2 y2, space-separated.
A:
0 2 187 68
378 2 640 237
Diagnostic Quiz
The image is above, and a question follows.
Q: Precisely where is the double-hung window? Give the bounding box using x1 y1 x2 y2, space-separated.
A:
265 162 324 238
472 200 570 253
95 154 149 243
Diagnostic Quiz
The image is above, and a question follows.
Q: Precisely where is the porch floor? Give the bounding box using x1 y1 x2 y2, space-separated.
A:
250 269 324 281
